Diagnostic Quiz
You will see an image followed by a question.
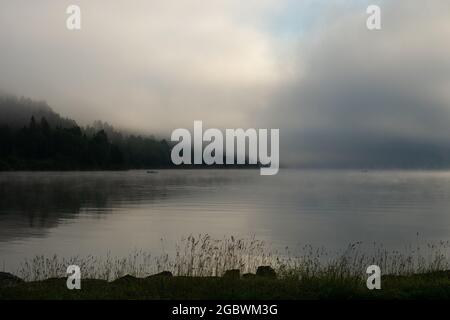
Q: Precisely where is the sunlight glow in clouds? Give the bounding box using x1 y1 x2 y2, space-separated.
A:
0 0 283 132
1 0 450 167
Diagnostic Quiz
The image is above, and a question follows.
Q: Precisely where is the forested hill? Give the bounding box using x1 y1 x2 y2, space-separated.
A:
0 95 76 129
0 94 171 170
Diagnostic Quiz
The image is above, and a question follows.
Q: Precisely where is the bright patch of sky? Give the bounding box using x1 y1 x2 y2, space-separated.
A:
266 0 381 40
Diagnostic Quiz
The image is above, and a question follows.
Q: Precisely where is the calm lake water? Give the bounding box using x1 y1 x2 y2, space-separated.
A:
1 169 450 271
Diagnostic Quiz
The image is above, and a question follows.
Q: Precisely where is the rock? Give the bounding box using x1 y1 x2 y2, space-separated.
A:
223 269 240 279
147 271 173 278
0 272 24 288
256 266 276 279
242 273 256 279
112 274 138 283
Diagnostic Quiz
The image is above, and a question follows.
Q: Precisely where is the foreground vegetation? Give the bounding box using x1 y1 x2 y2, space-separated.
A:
3 271 450 300
2 235 450 299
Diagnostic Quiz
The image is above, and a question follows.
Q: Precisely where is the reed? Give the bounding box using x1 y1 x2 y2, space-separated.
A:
16 235 450 282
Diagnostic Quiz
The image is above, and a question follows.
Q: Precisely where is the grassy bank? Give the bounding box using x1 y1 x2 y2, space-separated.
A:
2 235 450 300
2 271 450 300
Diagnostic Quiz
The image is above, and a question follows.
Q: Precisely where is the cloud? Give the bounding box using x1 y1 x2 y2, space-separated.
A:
266 0 450 167
0 0 282 132
1 0 450 167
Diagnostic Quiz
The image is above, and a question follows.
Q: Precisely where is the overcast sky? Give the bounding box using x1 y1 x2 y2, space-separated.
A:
1 0 450 167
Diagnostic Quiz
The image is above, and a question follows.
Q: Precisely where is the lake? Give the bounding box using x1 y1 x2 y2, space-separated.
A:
1 169 450 272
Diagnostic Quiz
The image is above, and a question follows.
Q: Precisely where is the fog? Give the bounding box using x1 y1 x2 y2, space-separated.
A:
1 0 450 167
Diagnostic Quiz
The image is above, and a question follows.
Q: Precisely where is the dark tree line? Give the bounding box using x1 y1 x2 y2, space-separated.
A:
0 94 77 129
0 116 171 171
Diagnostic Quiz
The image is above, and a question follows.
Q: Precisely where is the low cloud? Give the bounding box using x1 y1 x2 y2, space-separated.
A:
267 0 450 167
0 0 281 133
1 1 450 167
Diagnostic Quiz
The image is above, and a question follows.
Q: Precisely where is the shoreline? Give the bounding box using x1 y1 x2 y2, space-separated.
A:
2 269 450 300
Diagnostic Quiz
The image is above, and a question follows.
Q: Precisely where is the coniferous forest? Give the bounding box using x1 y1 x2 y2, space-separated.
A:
0 95 171 170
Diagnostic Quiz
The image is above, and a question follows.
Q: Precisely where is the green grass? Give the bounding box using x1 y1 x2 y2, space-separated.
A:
2 235 450 300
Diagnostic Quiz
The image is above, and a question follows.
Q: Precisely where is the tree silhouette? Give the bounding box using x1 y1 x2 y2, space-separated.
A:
0 117 172 171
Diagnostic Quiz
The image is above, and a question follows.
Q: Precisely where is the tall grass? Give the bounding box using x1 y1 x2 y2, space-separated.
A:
16 235 450 282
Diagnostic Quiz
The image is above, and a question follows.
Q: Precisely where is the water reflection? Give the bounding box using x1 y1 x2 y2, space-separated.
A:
0 170 253 241
1 169 450 270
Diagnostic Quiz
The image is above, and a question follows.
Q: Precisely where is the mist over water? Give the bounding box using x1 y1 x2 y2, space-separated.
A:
1 169 450 272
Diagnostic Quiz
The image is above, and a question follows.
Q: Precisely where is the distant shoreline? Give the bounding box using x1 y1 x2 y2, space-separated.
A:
3 166 450 173
0 164 263 172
